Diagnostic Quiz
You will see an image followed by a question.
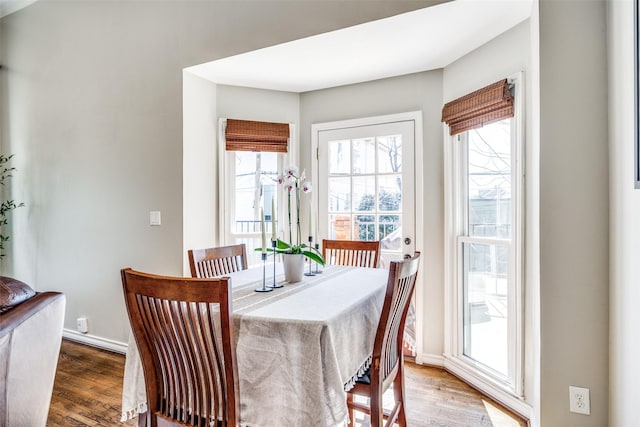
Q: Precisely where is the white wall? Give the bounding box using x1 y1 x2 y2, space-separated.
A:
0 0 435 347
607 0 640 426
300 71 444 360
538 0 609 426
216 85 300 124
183 72 217 275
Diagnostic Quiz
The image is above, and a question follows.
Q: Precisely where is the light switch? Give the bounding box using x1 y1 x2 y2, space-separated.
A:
150 211 161 226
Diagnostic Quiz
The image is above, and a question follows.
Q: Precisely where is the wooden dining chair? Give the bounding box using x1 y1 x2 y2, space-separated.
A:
188 244 248 278
346 252 421 427
322 239 380 268
121 268 240 427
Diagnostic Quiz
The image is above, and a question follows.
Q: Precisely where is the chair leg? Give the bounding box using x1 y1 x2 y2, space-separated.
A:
347 392 356 425
369 386 384 427
393 370 407 427
137 411 149 427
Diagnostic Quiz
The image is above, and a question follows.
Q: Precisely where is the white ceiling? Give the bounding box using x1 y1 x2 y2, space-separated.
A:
0 0 35 18
186 0 532 93
2 0 532 92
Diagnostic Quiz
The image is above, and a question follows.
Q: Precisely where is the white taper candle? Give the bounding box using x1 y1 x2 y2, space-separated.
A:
261 208 267 253
308 200 313 239
271 197 277 241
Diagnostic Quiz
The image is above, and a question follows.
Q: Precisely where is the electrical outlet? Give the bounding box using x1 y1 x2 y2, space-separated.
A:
76 317 88 334
150 211 161 226
569 386 590 415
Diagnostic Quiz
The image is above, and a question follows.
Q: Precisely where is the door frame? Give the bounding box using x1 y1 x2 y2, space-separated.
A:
311 111 425 359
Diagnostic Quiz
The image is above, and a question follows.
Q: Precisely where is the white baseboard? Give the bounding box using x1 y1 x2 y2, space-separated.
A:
63 329 128 355
415 352 445 367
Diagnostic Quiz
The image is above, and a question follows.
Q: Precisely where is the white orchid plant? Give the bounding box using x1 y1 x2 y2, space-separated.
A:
273 166 324 265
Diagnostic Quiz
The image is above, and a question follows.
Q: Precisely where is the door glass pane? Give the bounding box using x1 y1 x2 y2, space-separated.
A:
353 176 375 212
329 214 353 240
329 140 350 175
467 120 511 238
379 214 401 251
352 137 375 174
378 175 402 212
329 177 351 212
355 214 375 241
463 241 509 377
377 135 402 173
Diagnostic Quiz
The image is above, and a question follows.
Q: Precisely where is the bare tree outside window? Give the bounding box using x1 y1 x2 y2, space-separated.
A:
354 135 402 242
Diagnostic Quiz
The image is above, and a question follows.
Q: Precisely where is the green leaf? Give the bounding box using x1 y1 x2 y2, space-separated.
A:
253 247 277 253
276 239 291 250
302 250 325 266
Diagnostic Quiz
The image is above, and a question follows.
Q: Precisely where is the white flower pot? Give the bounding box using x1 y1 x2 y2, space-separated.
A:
283 253 305 283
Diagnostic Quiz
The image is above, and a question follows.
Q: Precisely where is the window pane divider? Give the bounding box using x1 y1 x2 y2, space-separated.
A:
458 235 511 246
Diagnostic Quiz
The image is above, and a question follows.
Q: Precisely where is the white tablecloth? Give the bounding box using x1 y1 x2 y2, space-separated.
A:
121 264 388 427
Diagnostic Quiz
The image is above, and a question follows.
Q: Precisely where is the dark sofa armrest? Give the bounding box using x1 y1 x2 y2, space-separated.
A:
0 292 65 338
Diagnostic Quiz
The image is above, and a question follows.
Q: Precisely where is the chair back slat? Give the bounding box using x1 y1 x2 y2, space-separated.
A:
188 244 248 278
122 269 239 427
322 239 380 268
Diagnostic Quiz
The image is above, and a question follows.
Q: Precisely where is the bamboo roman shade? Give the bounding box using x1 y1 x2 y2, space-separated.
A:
225 118 289 153
441 79 514 136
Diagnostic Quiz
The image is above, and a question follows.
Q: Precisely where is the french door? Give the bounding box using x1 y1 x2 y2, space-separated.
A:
313 113 419 355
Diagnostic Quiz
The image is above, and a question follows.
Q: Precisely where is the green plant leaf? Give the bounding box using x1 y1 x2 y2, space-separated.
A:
302 250 325 266
255 239 324 263
276 239 291 250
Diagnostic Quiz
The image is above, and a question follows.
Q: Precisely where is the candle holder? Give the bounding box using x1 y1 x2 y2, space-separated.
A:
314 243 323 274
255 252 273 292
304 236 316 277
269 239 283 288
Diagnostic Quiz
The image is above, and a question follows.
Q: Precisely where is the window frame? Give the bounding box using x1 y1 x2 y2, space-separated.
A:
218 118 297 262
444 73 526 413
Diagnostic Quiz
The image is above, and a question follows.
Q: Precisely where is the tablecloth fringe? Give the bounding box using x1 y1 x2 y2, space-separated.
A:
343 355 372 392
404 339 416 353
121 402 148 422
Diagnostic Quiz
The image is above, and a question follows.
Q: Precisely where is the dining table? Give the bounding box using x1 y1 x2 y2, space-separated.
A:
120 263 389 427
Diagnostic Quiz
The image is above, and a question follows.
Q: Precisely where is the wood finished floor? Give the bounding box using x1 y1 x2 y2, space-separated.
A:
47 339 528 427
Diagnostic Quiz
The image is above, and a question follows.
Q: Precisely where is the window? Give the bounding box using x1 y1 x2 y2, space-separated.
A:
219 119 292 266
445 76 524 403
460 120 515 379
